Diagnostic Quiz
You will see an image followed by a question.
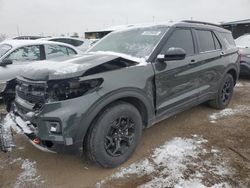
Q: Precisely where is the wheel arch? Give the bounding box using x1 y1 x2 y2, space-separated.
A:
76 88 155 148
224 65 239 85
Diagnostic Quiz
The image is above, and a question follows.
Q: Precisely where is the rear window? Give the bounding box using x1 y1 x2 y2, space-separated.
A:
51 38 84 47
196 30 216 53
219 32 235 49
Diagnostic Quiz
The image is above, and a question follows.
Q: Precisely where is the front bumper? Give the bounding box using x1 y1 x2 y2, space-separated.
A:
12 91 101 154
8 112 56 153
240 56 250 75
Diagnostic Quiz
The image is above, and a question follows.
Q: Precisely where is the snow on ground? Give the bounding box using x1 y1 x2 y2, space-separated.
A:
209 105 250 123
97 135 237 188
235 81 250 88
0 113 22 151
14 158 44 188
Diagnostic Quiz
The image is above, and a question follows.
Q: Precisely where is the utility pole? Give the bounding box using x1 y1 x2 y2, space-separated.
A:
16 25 20 36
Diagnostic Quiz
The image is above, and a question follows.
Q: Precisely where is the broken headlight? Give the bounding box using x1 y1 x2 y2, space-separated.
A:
0 81 6 93
47 78 103 102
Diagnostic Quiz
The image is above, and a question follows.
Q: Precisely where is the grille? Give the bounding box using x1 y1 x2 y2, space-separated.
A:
16 78 47 105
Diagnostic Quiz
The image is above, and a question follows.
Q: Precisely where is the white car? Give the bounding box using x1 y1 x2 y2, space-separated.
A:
0 40 81 93
40 37 95 52
235 34 250 75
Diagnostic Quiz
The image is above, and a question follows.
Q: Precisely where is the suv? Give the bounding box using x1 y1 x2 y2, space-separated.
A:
3 21 239 168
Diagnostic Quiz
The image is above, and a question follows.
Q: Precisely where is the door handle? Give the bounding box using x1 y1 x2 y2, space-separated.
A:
189 59 196 64
220 52 226 57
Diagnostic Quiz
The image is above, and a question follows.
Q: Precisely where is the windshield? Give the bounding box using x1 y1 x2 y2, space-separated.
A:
235 34 250 47
0 44 12 58
89 26 168 58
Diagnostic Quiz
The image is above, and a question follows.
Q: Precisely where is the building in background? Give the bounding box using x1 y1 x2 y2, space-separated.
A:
85 25 135 39
221 19 250 39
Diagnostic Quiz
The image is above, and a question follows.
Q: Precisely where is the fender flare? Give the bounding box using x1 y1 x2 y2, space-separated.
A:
75 87 155 144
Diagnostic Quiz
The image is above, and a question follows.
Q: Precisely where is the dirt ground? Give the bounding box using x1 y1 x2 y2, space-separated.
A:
0 78 250 188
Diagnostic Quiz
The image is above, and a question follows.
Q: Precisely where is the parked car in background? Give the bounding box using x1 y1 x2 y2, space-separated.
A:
3 21 239 168
0 40 81 93
40 37 95 52
235 34 250 75
13 36 45 40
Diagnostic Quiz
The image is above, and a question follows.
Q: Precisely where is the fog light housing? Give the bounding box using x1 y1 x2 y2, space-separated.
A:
48 121 62 134
0 81 6 92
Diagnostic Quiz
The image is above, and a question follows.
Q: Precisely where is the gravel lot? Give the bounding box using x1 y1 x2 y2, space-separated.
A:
0 79 250 188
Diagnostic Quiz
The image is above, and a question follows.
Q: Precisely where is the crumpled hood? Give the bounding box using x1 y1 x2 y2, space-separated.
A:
21 54 120 81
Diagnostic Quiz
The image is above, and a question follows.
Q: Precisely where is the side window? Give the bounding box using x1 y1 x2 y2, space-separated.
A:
161 29 195 56
51 38 69 45
71 39 84 47
6 45 41 62
45 45 69 59
196 30 216 53
213 33 222 50
66 47 77 55
219 32 236 49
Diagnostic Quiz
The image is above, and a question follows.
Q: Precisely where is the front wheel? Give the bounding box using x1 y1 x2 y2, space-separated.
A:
209 74 234 109
85 101 142 168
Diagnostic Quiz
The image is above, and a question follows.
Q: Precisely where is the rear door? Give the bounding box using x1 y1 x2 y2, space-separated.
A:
193 29 225 101
153 27 200 116
0 45 43 83
44 44 77 60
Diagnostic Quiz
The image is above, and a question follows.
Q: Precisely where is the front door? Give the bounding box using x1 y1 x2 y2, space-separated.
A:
153 28 200 116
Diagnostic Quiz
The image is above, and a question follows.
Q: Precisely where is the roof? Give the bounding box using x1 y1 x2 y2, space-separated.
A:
0 39 77 49
221 19 250 25
85 21 177 33
86 20 227 34
40 37 86 42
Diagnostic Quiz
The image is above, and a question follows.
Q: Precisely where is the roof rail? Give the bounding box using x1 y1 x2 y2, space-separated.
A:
182 20 221 27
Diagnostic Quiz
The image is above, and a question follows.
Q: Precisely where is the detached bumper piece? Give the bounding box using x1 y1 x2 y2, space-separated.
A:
0 122 15 152
10 113 56 153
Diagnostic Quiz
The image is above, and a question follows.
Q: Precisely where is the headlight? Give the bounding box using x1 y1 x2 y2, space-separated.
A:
47 78 103 101
0 81 6 92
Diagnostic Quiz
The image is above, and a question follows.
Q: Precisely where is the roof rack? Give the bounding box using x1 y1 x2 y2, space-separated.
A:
182 20 221 27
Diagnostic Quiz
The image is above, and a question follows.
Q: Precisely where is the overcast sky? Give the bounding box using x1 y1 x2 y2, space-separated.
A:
0 0 249 37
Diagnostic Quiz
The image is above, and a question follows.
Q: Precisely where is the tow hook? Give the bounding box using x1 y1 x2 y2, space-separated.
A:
0 113 15 152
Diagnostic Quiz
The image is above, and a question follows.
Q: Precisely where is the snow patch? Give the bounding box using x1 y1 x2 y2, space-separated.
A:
24 60 91 75
14 158 43 188
97 136 234 188
89 51 148 66
209 105 250 123
235 82 244 87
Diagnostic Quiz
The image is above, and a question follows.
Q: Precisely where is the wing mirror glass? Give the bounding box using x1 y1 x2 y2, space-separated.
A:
157 48 186 62
0 59 13 66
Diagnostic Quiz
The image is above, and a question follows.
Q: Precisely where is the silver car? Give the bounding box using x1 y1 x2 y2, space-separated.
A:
0 40 81 92
235 34 250 75
40 37 95 52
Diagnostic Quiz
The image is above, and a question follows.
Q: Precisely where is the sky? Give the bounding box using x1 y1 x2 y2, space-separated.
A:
0 0 249 37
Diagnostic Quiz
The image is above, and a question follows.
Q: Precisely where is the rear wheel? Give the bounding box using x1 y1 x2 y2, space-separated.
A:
85 101 142 168
209 74 234 109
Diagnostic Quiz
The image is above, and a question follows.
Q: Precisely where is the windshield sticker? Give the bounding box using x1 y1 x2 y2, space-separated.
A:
142 31 161 36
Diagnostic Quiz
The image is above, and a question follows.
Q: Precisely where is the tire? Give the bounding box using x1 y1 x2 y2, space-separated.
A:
85 101 142 168
209 73 234 109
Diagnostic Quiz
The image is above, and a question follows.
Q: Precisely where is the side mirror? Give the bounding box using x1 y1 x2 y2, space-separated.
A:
157 48 186 62
0 59 13 66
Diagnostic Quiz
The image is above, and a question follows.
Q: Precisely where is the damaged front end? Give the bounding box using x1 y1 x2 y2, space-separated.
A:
0 74 104 153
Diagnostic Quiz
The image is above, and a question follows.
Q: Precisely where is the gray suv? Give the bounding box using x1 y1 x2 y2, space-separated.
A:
3 21 239 168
